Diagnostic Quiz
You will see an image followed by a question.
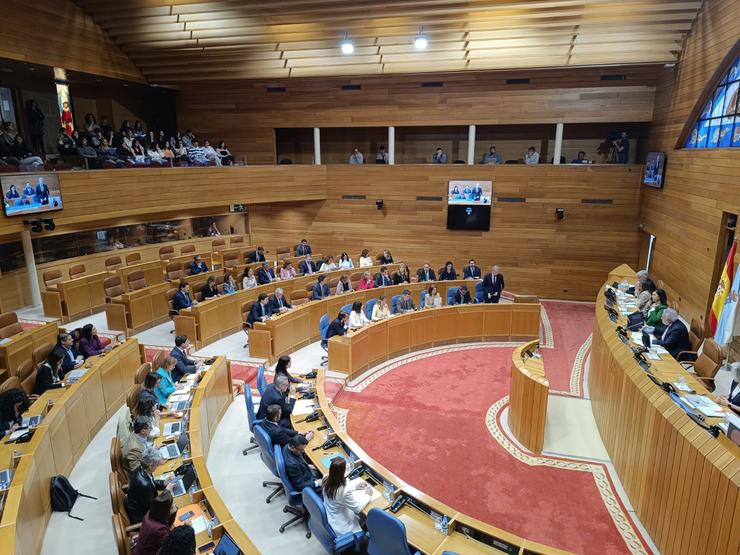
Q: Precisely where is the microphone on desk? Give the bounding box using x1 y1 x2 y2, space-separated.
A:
312 437 340 451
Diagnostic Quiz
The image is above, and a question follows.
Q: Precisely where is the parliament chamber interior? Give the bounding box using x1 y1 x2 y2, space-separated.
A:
0 1 739 554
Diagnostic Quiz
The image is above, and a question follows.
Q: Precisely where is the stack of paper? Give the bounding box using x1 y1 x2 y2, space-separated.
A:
293 399 317 416
682 395 726 418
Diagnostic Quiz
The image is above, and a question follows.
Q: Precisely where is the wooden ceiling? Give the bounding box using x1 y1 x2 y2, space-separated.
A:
75 0 703 83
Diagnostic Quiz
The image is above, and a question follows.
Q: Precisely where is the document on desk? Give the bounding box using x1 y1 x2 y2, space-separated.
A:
292 398 316 416
169 392 190 403
348 477 381 502
189 515 209 535
681 395 725 418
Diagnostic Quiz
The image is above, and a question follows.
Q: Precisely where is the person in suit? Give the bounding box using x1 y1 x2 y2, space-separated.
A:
374 266 393 287
189 255 209 275
312 275 330 300
652 309 691 360
295 239 312 256
22 182 35 198
269 288 292 314
132 490 176 555
299 254 318 275
327 311 349 339
35 177 50 204
261 404 314 447
256 374 294 427
121 416 152 477
482 265 505 303
34 351 65 395
169 335 202 382
397 289 416 313
718 362 740 415
394 262 410 285
172 283 196 312
471 184 484 201
247 246 266 263
53 332 83 375
124 447 172 524
417 263 436 282
439 261 457 280
282 435 321 492
200 276 219 300
463 259 482 279
248 293 271 326
257 261 276 285
451 284 473 305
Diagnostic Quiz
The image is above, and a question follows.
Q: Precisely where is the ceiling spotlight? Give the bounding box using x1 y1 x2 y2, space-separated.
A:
414 34 428 50
341 38 354 55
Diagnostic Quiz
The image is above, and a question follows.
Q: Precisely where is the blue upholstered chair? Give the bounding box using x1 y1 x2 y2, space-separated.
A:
446 287 460 305
320 314 331 364
474 281 485 303
253 425 284 503
366 508 420 555
340 303 353 315
256 363 268 395
242 386 262 455
274 445 310 536
419 290 428 308
364 298 378 320
303 487 365 553
391 294 402 314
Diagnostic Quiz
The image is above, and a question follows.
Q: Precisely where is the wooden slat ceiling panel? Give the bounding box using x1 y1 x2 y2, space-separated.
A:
73 0 702 83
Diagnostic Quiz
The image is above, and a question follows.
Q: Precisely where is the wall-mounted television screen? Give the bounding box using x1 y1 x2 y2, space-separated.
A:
2 174 63 216
642 152 666 188
447 180 492 230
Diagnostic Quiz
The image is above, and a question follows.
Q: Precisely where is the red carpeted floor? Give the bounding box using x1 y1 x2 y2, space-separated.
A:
334 346 647 554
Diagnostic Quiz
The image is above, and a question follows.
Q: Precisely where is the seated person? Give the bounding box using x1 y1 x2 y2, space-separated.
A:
358 249 373 268
463 259 481 279
374 266 393 287
0 388 31 439
394 262 411 285
717 362 740 415
157 526 195 555
34 351 65 394
282 435 321 492
295 239 312 256
189 255 209 275
299 254 317 275
371 295 391 321
200 276 219 300
261 404 314 447
256 374 294 427
257 261 276 284
452 284 473 305
481 146 502 164
439 261 457 280
274 355 309 386
524 146 540 165
357 272 374 290
311 275 330 300
121 416 152 477
247 246 266 263
322 457 374 536
269 287 293 314
241 268 257 289
336 274 353 294
319 255 338 272
635 280 654 317
248 293 271 325
348 301 370 329
423 285 441 308
571 151 589 164
222 271 237 294
53 332 83 375
125 447 171 524
280 260 297 280
79 323 112 358
645 289 668 327
417 263 436 282
338 252 354 270
652 308 691 360
397 289 416 313
139 373 160 407
432 147 447 164
379 250 394 264
186 140 209 166
169 335 203 382
327 311 349 339
172 282 196 312
133 490 177 555
154 356 182 406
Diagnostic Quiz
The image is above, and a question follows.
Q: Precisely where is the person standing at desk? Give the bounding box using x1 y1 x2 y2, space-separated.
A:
312 275 330 300
34 351 65 394
296 239 312 256
274 355 308 386
53 332 83 375
299 254 317 275
172 283 196 312
248 246 266 263
257 374 294 427
328 311 349 339
349 301 370 329
482 265 505 303
282 435 322 492
170 335 203 382
258 261 276 284
374 266 392 287
464 259 481 279
269 288 292 314
417 263 436 282
261 405 314 447
397 289 416 313
200 276 219 300
189 255 209 275
0 388 30 439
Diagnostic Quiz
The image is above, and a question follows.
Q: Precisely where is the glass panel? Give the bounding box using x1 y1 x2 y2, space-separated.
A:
711 86 726 118
732 117 740 147
700 97 713 120
724 81 739 116
729 55 740 83
685 122 699 148
707 119 722 147
0 241 24 272
696 119 710 148
719 117 734 147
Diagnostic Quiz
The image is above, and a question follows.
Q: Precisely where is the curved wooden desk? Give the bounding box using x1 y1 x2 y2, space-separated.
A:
509 340 549 454
329 303 541 380
590 265 739 555
0 339 142 555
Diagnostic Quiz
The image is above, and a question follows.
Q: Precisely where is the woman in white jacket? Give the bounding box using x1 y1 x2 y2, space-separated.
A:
322 458 373 536
348 300 370 329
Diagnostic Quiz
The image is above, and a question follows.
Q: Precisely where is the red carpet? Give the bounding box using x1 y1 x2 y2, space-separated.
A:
334 345 648 554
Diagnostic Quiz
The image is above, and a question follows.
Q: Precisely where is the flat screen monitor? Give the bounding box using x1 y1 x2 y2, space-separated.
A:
642 152 666 188
1 173 63 216
214 532 242 555
447 180 492 231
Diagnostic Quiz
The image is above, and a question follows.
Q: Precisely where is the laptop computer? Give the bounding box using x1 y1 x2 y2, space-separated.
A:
169 464 197 498
168 398 190 412
0 468 11 490
163 421 182 436
214 532 242 555
159 442 181 460
641 330 651 350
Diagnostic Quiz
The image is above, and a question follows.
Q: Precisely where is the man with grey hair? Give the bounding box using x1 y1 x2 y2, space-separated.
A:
482 265 505 303
124 445 171 523
631 270 655 295
652 308 691 360
256 373 295 428
269 287 292 314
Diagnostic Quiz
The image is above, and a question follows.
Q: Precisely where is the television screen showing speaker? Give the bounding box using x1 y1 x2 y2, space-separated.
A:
447 180 492 230
642 152 666 188
1 174 63 216
447 180 492 205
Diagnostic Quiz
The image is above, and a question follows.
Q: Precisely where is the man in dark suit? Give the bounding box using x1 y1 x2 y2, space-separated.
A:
397 289 416 313
269 288 292 314
281 435 321 492
311 275 330 300
256 374 294 427
374 266 392 287
170 335 202 382
451 284 473 305
53 332 83 375
299 254 317 275
482 265 505 303
261 404 314 447
327 311 348 339
247 246 266 263
257 262 276 285
35 177 50 204
172 282 195 312
417 263 436 282
652 309 691 359
189 255 209 275
248 293 271 326
463 259 482 279
295 239 312 256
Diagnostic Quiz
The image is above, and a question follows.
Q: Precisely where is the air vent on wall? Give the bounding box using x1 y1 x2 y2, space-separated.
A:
581 198 613 205
506 78 530 84
496 197 526 203
267 86 287 92
421 81 443 88
341 84 361 90
342 195 367 200
600 74 625 81
416 196 443 201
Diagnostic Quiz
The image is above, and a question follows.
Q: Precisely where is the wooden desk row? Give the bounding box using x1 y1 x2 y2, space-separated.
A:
0 320 59 380
0 339 143 555
589 264 739 555
508 340 549 454
329 303 541 380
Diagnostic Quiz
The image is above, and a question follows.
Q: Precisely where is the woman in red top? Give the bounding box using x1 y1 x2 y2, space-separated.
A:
357 272 374 290
134 490 177 555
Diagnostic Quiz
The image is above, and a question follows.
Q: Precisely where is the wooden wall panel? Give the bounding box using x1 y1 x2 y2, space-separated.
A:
641 0 740 328
1 0 143 82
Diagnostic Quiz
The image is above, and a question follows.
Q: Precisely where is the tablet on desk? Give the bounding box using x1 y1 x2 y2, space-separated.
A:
213 532 242 555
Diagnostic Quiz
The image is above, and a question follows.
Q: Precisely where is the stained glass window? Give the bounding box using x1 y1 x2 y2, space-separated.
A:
685 54 740 148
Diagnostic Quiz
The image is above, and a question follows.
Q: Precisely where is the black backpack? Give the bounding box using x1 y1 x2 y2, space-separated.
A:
50 475 97 520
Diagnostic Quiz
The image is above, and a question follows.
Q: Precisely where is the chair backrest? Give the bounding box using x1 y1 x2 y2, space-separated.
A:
694 338 724 390
302 487 338 551
104 276 124 299
0 376 21 393
365 298 378 320
127 270 147 291
241 300 255 324
244 387 262 432
276 246 290 260
109 438 127 490
105 256 123 271
366 507 414 555
180 244 195 255
134 362 151 385
16 360 36 396
474 281 485 303
420 290 428 308
158 245 175 261
125 253 142 266
688 329 702 352
111 513 133 555
165 262 184 281
151 351 166 373
256 364 268 395
212 238 226 251
0 312 22 339
69 263 86 280
446 287 459 305
340 303 353 316
43 269 64 288
126 384 142 412
319 314 330 347
291 289 308 305
391 294 402 314
230 236 244 246
222 251 239 269
274 444 302 503
254 425 280 478
690 317 704 341
32 343 53 368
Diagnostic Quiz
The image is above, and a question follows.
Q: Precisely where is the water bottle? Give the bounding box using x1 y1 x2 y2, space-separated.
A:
440 515 449 535
188 483 197 503
383 481 395 502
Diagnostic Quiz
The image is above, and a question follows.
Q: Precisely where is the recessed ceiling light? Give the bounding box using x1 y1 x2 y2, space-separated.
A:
341 37 354 55
414 34 428 50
